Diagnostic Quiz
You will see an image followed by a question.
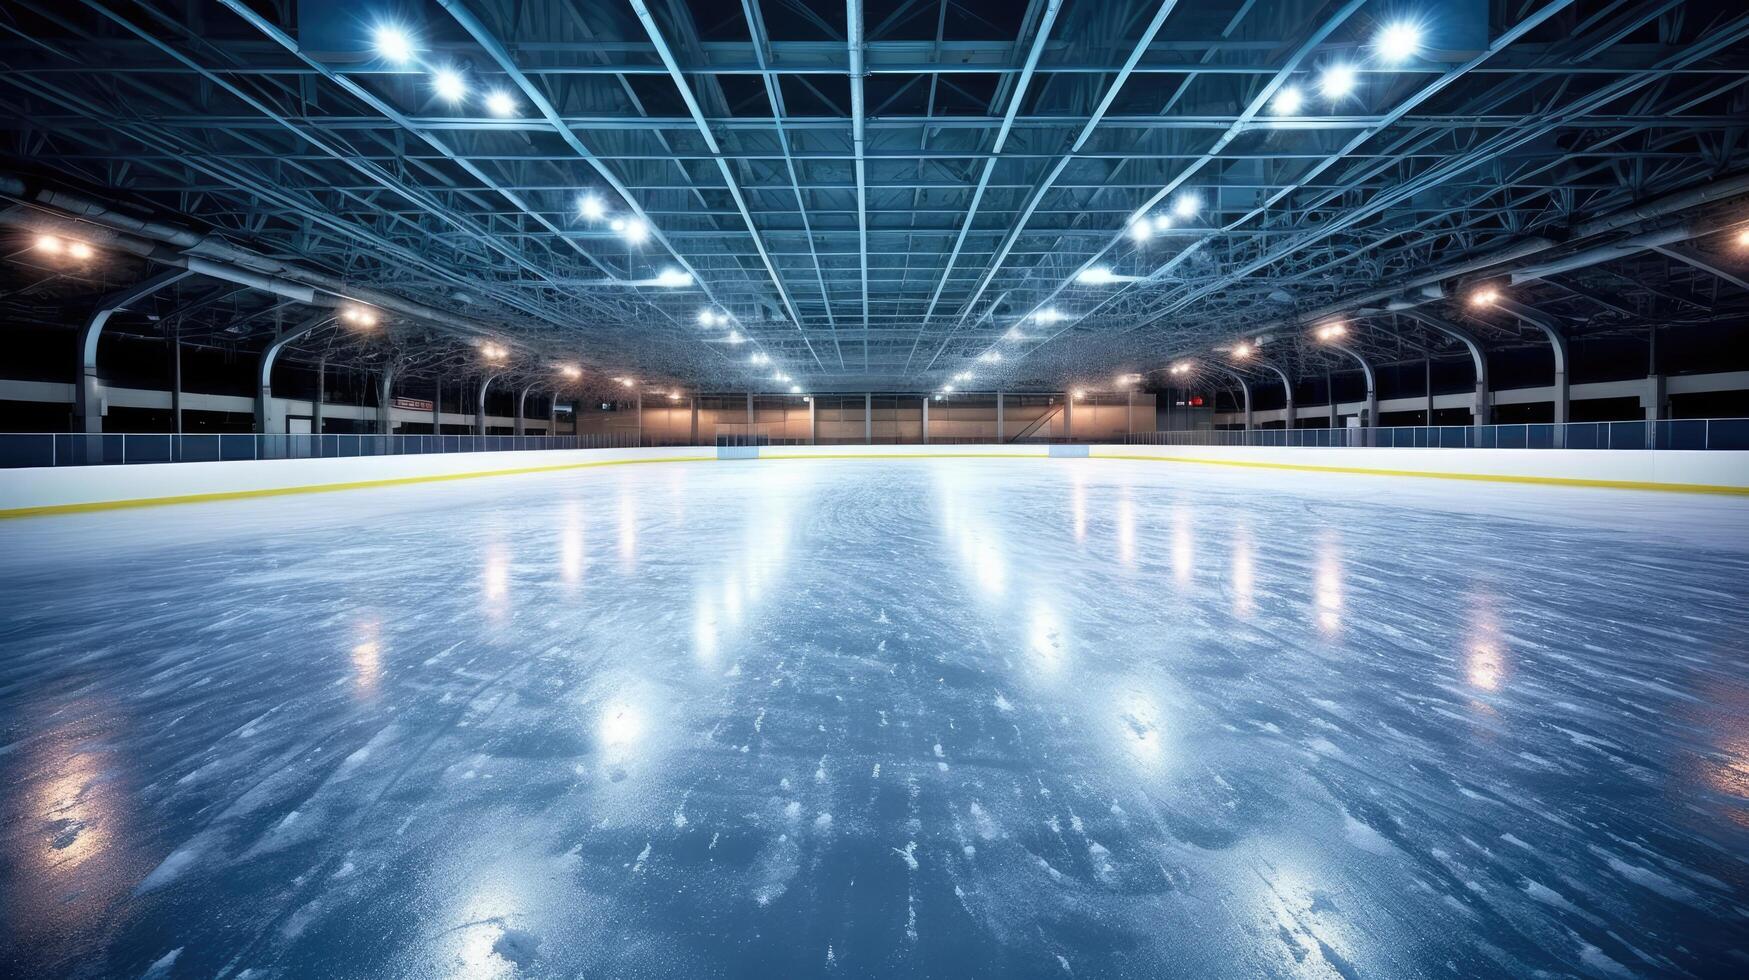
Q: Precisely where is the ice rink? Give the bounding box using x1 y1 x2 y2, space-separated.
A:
3 456 1748 978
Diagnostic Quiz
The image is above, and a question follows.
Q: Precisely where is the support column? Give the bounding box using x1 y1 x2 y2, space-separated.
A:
256 312 331 435
1209 366 1253 432
808 396 817 445
1259 362 1293 430
1326 373 1338 429
1645 375 1667 422
475 374 498 435
921 396 930 444
1424 359 1435 425
636 391 644 447
516 383 536 436
432 378 444 434
996 391 1005 443
1399 311 1489 427
1330 346 1377 446
690 396 699 445
549 395 559 436
864 393 872 444
1497 299 1568 432
373 367 393 434
313 356 326 435
170 326 184 434
747 391 755 442
78 269 193 433
1063 392 1073 440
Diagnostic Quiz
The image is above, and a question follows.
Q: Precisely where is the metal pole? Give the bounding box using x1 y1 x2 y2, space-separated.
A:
690 396 699 445
170 325 183 434
996 391 1005 443
433 377 443 435
1063 391 1073 440
864 392 872 444
637 391 644 447
313 356 325 435
808 396 817 445
921 396 930 444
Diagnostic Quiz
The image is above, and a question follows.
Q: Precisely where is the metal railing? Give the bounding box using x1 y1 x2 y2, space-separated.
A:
0 432 640 469
1124 418 1749 451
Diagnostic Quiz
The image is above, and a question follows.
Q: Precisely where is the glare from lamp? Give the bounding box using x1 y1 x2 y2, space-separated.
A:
1271 85 1304 115
621 218 650 245
1376 22 1423 64
432 68 468 103
68 241 94 260
372 26 414 64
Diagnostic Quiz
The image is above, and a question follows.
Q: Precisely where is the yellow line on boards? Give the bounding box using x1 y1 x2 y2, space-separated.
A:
4 447 1743 519
1089 452 1749 495
0 455 716 519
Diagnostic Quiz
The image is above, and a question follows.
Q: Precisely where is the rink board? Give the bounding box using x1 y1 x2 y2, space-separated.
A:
2 442 1746 517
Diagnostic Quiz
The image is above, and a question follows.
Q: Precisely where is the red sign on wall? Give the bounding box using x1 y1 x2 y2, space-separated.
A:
392 396 434 412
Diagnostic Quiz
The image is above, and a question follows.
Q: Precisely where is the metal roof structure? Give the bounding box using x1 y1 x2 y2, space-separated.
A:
2 0 1748 398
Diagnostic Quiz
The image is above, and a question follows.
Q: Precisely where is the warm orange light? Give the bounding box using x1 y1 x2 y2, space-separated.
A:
1470 287 1500 307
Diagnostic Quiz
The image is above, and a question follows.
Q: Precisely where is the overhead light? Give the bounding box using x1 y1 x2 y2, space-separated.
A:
789 385 802 394
1375 22 1423 64
1117 373 1142 385
697 308 715 326
1314 322 1347 341
750 352 769 365
621 217 650 245
1735 227 1749 247
372 26 415 64
1152 214 1173 232
1076 266 1117 285
1470 287 1500 307
619 377 635 388
726 331 744 344
1232 341 1253 359
341 306 378 327
1172 192 1200 219
1319 65 1357 100
481 342 507 361
654 268 692 287
67 241 94 260
1271 85 1304 115
1128 219 1151 242
1170 361 1191 376
979 351 1001 362
1072 388 1085 400
1032 308 1066 325
1004 327 1023 340
560 364 582 379
35 234 62 254
432 68 468 103
942 385 955 393
485 90 517 117
669 392 682 402
579 194 606 220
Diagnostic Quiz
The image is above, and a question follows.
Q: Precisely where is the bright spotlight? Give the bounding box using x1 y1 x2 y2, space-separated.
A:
979 351 1002 362
789 385 802 394
750 352 768 365
1232 341 1252 359
432 68 468 103
560 364 582 379
35 234 62 254
1375 22 1423 64
727 331 744 344
341 306 378 327
485 90 517 117
372 26 415 64
1172 192 1200 219
1319 64 1357 100
1315 322 1348 341
579 194 606 220
621 217 650 245
1072 388 1085 400
1152 214 1173 233
481 342 507 361
942 385 955 394
1736 227 1749 248
1076 266 1117 285
1033 308 1066 325
1271 85 1304 115
619 377 635 388
654 268 692 288
1170 361 1191 376
1470 287 1500 307
697 308 715 326
67 241 94 260
1128 219 1151 242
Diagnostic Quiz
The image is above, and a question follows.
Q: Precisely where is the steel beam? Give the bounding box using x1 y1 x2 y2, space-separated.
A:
255 312 332 435
1397 311 1490 426
77 269 193 433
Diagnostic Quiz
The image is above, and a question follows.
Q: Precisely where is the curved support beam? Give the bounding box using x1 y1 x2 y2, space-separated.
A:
1397 311 1490 427
1495 298 1569 427
475 374 499 436
1328 344 1377 444
516 382 537 436
1205 364 1253 431
377 366 397 435
255 313 333 435
1251 359 1295 430
77 269 194 433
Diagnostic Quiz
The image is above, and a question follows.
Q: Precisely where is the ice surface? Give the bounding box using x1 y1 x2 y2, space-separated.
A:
2 457 1748 977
